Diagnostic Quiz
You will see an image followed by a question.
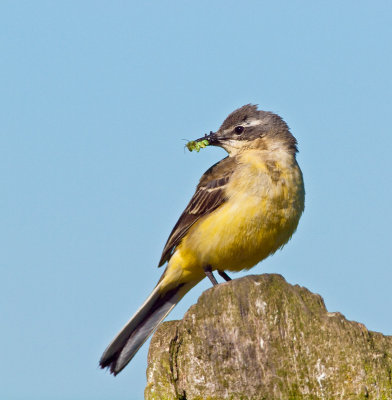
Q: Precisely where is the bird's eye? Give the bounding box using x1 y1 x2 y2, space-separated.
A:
234 126 244 134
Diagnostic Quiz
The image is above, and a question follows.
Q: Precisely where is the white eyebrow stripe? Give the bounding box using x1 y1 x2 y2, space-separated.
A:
222 118 263 135
244 119 263 127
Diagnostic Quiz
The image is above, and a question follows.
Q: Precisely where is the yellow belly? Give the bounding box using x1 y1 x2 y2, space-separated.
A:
173 151 304 280
186 199 301 271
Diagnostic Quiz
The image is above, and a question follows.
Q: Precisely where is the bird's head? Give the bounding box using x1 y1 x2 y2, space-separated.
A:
193 104 298 156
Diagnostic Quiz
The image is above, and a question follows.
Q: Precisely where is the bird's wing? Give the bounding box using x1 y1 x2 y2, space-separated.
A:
158 156 236 267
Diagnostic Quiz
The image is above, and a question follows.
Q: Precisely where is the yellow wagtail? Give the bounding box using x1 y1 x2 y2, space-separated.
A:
100 104 305 375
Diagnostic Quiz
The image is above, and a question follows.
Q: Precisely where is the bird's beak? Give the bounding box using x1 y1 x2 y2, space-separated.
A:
194 131 220 146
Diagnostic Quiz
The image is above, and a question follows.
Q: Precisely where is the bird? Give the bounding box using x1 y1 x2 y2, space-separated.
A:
99 104 305 375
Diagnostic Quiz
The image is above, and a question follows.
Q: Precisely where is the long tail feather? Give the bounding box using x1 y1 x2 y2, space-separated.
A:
99 280 195 375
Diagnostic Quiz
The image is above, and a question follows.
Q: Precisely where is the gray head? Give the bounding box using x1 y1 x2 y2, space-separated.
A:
196 104 297 155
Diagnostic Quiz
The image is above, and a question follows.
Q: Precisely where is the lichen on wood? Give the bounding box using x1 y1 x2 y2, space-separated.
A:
145 274 392 400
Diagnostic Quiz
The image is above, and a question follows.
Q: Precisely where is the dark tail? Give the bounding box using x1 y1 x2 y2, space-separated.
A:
99 280 195 375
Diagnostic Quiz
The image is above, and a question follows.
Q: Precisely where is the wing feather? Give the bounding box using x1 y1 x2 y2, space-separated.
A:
158 156 236 266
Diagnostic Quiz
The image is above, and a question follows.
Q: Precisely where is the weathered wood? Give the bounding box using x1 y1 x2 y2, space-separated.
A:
145 274 392 400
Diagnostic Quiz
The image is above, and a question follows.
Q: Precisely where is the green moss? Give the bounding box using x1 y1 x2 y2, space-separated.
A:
146 274 392 400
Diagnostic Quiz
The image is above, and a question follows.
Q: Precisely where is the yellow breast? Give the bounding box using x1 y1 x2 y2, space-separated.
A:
176 149 305 276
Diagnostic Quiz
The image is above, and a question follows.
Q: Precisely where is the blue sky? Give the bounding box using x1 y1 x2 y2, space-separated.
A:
1 1 391 399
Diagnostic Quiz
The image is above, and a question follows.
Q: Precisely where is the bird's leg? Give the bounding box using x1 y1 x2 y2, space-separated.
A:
204 265 218 286
218 270 232 281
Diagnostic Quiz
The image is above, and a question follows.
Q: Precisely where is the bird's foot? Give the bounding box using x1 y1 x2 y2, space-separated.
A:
218 270 232 281
204 266 233 286
203 265 218 286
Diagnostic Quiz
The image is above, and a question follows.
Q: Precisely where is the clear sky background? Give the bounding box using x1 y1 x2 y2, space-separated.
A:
1 1 391 399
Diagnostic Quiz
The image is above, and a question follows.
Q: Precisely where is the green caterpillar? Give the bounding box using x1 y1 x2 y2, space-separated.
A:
186 139 209 152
